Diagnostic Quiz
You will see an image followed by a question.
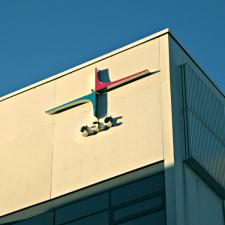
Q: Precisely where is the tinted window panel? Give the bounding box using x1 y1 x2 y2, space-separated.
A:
13 212 54 225
119 210 166 225
64 211 109 225
55 193 109 225
111 173 164 206
113 195 163 222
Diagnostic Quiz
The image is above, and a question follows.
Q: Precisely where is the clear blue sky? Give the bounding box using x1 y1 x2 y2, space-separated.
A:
0 0 224 96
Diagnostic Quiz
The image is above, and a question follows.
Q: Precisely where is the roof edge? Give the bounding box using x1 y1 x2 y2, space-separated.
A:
0 28 169 102
168 33 225 99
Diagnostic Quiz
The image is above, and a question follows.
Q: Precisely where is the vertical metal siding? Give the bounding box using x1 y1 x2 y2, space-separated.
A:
181 64 225 187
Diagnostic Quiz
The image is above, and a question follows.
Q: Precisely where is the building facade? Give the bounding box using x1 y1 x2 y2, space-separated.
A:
0 29 224 225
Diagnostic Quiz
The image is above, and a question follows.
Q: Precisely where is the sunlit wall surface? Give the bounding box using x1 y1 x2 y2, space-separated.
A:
13 171 166 225
0 30 166 216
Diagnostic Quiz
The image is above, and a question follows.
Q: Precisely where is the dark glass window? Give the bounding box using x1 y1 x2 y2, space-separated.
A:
12 169 166 225
13 212 54 225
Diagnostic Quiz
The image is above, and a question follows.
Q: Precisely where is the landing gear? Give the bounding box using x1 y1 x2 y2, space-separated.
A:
104 116 113 128
80 116 114 137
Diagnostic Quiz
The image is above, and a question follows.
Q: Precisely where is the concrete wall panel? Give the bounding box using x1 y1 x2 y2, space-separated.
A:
0 83 55 215
169 36 225 225
184 165 224 225
0 37 166 214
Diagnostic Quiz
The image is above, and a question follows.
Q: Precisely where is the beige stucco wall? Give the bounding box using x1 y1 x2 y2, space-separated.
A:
0 33 170 216
0 83 55 215
169 36 225 225
184 165 224 225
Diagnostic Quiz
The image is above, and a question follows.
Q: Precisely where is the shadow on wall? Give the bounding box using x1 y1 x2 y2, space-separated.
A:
96 69 110 119
7 162 167 225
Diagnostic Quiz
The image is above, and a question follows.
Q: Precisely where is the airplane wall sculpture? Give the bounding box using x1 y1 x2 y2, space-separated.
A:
46 68 157 136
